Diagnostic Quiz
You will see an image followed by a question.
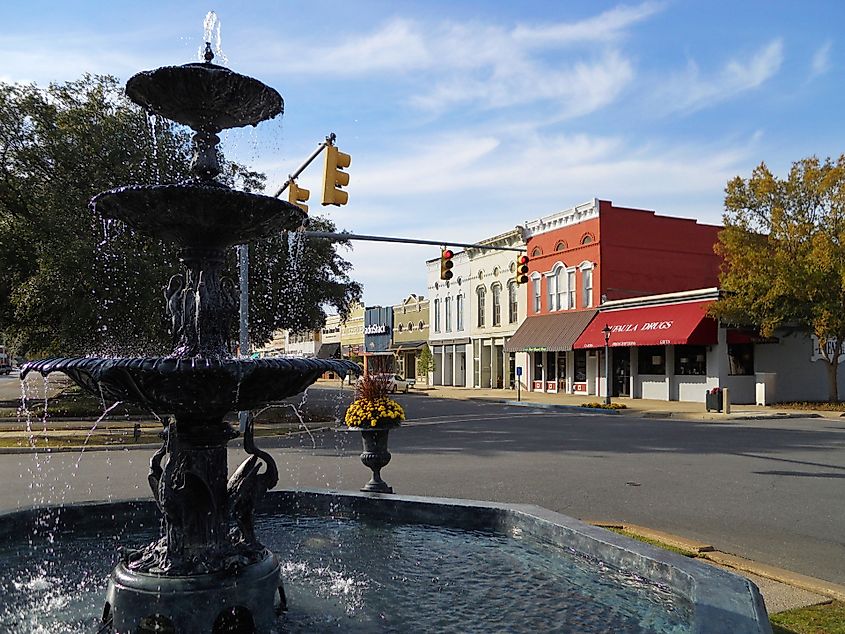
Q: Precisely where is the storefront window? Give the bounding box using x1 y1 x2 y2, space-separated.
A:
674 345 707 375
546 351 556 381
533 351 543 383
638 345 666 374
557 353 567 387
574 350 587 382
728 343 754 375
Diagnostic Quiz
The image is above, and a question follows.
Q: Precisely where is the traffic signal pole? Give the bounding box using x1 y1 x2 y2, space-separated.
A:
301 230 526 253
272 133 337 198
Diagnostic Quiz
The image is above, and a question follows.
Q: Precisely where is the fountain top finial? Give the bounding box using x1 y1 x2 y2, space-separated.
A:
203 42 214 63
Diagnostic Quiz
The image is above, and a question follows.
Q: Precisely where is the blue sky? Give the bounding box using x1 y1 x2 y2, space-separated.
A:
2 1 843 306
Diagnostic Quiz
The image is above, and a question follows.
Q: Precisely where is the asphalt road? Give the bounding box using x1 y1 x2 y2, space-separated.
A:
0 378 843 587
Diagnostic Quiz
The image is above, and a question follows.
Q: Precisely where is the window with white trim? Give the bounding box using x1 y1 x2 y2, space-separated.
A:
476 286 486 327
445 296 452 332
567 269 576 309
433 298 441 332
492 283 502 326
581 266 593 308
456 294 464 331
508 281 518 323
531 274 541 313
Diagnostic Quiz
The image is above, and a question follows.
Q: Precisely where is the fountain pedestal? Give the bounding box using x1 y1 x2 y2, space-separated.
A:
105 553 282 634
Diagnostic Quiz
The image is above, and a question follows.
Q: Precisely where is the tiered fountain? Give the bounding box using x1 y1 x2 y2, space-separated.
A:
22 44 359 633
14 38 777 634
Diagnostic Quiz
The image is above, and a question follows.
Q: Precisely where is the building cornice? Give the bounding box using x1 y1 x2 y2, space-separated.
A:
523 199 600 239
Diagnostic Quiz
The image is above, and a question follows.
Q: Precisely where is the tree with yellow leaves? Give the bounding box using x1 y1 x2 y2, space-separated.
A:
713 155 845 401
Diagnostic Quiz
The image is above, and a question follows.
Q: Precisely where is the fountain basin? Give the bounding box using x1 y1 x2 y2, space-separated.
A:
92 182 305 248
21 357 358 418
0 490 771 633
126 62 284 131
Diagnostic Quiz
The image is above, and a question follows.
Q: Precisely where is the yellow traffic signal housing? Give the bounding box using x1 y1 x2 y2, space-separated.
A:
321 145 351 206
440 249 454 281
288 181 310 213
515 254 529 285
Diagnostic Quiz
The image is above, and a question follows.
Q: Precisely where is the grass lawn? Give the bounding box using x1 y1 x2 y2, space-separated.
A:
771 602 845 634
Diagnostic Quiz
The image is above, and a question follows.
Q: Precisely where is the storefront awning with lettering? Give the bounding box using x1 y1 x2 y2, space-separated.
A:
503 310 598 353
389 340 427 352
573 300 716 348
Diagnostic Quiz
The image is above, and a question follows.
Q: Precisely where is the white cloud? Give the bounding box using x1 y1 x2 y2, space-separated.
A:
512 1 664 46
269 19 431 74
248 7 656 120
652 39 784 115
811 40 832 77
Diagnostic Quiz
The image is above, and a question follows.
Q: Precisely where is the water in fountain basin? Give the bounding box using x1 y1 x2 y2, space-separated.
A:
0 513 692 633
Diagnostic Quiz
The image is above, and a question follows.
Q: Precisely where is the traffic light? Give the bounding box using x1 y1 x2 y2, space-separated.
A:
440 249 454 281
288 180 310 213
515 254 529 285
321 145 351 206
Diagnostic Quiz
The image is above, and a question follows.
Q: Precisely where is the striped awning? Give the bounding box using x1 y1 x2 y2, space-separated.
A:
503 310 598 353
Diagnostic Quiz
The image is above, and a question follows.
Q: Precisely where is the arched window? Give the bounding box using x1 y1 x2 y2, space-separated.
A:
492 283 502 326
432 299 440 332
531 246 542 257
476 286 486 327
397 323 404 332
581 233 594 245
456 295 464 331
508 281 518 324
418 320 425 330
554 265 565 310
555 240 567 252
445 296 452 332
408 321 414 331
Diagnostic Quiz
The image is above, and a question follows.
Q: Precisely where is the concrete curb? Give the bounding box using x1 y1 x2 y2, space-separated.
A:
704 551 845 603
504 400 622 415
591 521 845 603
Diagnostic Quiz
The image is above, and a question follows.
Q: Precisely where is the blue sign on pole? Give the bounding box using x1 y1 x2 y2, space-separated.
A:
516 366 523 376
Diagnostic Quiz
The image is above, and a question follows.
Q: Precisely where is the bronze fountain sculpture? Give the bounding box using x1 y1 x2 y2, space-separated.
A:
22 43 358 633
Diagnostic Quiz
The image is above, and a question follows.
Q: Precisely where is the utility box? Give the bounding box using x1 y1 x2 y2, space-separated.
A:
705 388 723 412
755 372 777 406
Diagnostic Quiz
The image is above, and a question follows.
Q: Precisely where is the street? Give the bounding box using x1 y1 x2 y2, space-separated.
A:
0 379 843 587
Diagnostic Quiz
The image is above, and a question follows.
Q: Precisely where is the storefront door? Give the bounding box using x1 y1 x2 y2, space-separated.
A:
612 348 631 397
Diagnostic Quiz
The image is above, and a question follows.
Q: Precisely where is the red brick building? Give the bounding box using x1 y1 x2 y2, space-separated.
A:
506 199 722 395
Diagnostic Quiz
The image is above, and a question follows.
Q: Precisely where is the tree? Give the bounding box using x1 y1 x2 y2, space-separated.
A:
712 155 845 401
416 343 435 384
0 75 361 358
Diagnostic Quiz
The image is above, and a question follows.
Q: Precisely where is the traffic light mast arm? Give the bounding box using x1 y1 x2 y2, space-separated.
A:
272 132 337 198
301 230 526 253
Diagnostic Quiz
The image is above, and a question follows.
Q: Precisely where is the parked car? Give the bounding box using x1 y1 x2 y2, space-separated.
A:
358 373 414 393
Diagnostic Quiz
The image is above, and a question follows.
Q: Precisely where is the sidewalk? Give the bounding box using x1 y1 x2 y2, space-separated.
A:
406 384 841 420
